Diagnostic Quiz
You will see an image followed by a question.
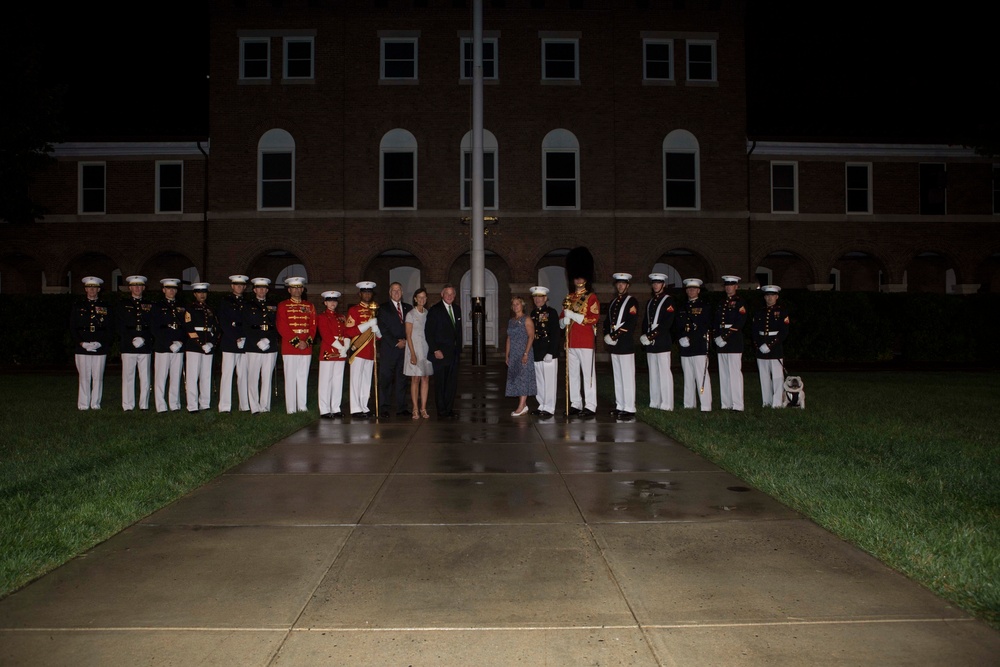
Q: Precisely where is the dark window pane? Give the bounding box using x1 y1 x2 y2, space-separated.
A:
545 60 575 79
463 152 472 173
689 44 712 62
773 189 794 212
384 41 414 60
666 181 696 208
262 182 292 208
383 181 413 207
484 181 495 207
384 60 415 78
384 152 414 179
159 164 182 188
546 181 576 207
665 153 694 180
646 43 669 61
483 153 495 178
262 153 292 180
847 190 869 213
846 165 868 188
546 42 574 60
82 165 104 188
689 62 713 80
546 152 575 178
646 61 670 79
82 189 104 213
244 42 268 59
287 41 311 59
772 165 794 188
463 180 471 208
160 189 182 212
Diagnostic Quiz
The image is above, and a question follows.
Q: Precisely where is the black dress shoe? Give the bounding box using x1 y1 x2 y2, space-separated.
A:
580 408 596 418
351 412 369 419
618 411 636 420
567 407 581 416
320 413 331 419
539 411 554 418
332 412 344 418
529 409 542 416
610 409 621 417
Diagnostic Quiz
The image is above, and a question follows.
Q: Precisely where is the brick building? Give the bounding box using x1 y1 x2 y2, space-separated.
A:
3 0 998 349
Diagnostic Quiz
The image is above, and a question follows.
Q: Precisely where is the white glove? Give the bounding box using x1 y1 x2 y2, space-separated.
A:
92 342 101 351
370 323 381 337
257 339 270 351
80 342 94 352
559 315 569 329
679 337 690 348
133 337 144 349
567 311 585 325
170 341 183 353
202 343 213 354
639 334 650 346
759 344 770 354
543 354 553 363
358 319 377 333
603 334 616 346
715 336 726 348
237 337 246 349
332 339 350 358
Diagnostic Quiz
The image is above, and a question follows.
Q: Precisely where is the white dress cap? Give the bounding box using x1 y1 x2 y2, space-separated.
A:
82 276 104 287
284 276 306 288
251 277 272 287
612 272 632 282
321 290 342 300
762 285 781 294
191 282 210 291
356 281 377 290
229 275 249 284
125 275 147 286
682 278 703 288
529 286 549 296
160 278 181 288
722 275 741 284
648 273 667 282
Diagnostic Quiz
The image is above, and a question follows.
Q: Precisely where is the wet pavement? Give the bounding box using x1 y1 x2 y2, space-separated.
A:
2 365 998 665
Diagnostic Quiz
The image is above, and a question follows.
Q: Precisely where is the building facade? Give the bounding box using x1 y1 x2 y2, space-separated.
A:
4 0 998 348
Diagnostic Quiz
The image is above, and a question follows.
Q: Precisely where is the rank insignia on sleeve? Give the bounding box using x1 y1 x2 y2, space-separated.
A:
629 306 637 314
185 312 192 322
783 316 790 324
739 306 746 314
666 305 674 312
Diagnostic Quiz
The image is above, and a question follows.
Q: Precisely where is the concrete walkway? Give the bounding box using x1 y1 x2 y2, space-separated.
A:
1 365 997 666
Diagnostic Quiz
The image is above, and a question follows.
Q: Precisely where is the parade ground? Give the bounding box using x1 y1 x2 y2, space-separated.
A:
1 365 998 666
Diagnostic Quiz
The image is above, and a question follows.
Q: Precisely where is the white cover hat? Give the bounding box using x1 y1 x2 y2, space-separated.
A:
529 286 549 296
722 275 741 284
82 276 104 287
762 284 782 294
191 282 210 291
251 277 272 287
612 272 632 282
682 278 703 288
648 273 667 282
160 278 181 288
321 290 342 300
284 276 306 288
356 281 376 290
229 274 249 284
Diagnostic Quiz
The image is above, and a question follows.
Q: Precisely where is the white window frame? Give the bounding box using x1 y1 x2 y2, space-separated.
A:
686 39 717 82
381 37 419 82
240 37 270 80
542 129 580 210
845 162 872 214
283 36 314 80
258 129 295 211
460 130 498 210
78 162 106 215
156 161 184 214
541 38 579 82
380 129 418 210
662 130 700 210
460 37 498 80
771 162 798 213
643 38 674 82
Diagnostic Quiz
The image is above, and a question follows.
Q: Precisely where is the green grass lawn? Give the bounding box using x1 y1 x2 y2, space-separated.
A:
0 373 314 598
612 369 1000 628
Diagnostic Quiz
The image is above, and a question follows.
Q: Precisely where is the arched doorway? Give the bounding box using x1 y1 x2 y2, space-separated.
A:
460 269 498 347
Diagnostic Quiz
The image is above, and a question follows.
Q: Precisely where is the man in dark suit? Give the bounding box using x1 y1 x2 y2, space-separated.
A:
425 284 462 419
377 281 413 417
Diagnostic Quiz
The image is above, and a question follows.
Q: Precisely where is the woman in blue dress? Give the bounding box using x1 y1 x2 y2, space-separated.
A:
505 296 536 416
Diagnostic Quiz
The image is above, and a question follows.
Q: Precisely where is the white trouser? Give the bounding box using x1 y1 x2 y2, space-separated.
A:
611 354 636 412
318 361 346 415
75 354 107 410
218 351 248 412
567 347 596 411
647 351 673 411
681 354 712 411
533 357 558 414
120 353 150 410
282 354 312 413
757 358 785 408
185 351 214 411
349 358 374 414
717 352 744 411
154 351 184 412
247 352 277 413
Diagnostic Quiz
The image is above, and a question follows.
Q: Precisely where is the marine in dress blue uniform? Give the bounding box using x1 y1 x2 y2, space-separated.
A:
713 275 748 411
115 275 153 411
244 277 280 413
640 273 676 411
529 286 560 418
603 272 638 419
218 274 250 413
183 282 219 412
70 276 112 410
673 278 713 411
151 278 186 412
752 285 790 408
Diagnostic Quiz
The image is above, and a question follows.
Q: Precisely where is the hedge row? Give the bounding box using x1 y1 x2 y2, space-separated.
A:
1 291 997 367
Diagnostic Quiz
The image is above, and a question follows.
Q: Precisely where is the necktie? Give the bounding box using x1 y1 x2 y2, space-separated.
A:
396 302 403 321
447 304 455 326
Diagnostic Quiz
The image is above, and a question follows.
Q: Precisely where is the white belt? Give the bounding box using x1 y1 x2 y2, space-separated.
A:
758 331 778 336
194 327 210 331
721 324 732 329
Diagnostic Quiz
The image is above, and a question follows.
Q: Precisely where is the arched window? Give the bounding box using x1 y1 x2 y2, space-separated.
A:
258 129 295 210
542 129 579 210
663 130 699 210
460 130 498 209
381 129 417 210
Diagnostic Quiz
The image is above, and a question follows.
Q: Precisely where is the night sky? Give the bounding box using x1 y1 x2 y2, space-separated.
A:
13 3 993 144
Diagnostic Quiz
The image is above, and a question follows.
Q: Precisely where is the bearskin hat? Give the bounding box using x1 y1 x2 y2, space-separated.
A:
565 246 595 293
